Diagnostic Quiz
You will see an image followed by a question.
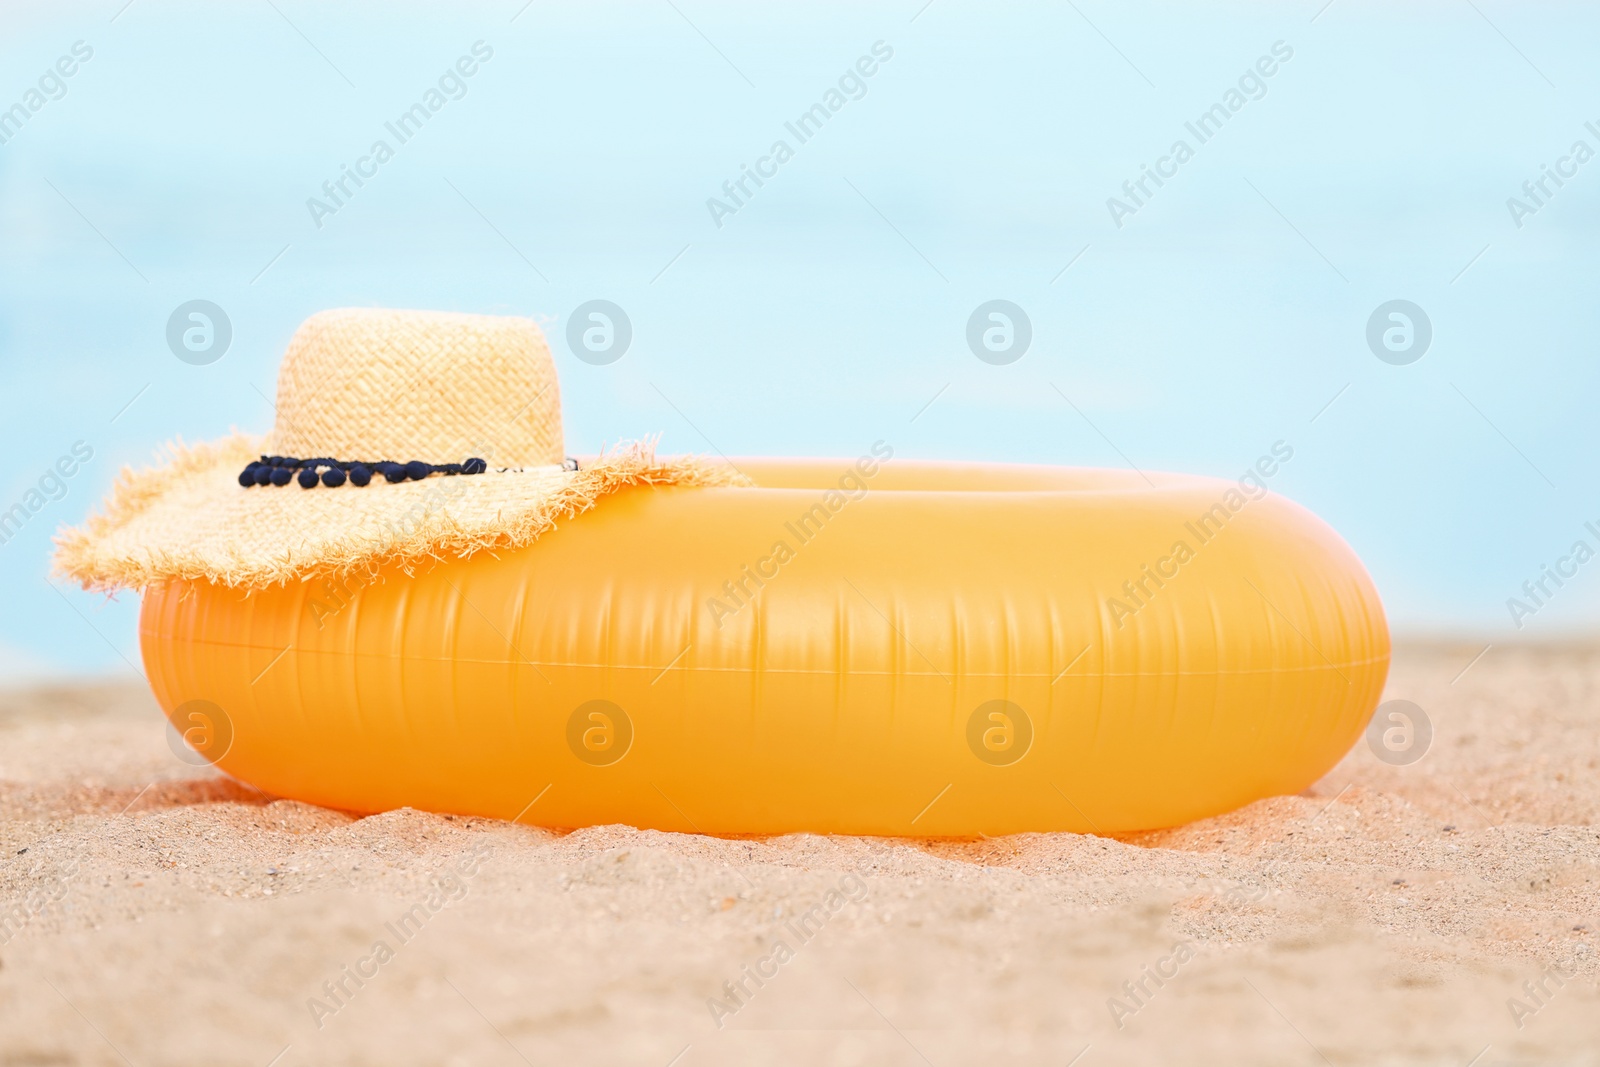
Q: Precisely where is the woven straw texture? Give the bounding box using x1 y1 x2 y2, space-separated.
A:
267 308 564 466
53 308 746 592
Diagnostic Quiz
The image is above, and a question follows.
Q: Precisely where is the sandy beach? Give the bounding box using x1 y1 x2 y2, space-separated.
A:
2 642 1597 1066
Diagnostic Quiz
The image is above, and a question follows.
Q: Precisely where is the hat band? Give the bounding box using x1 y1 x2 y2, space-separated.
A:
239 455 578 489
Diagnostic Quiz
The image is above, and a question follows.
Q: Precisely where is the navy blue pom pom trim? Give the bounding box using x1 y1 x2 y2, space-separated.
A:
237 454 499 489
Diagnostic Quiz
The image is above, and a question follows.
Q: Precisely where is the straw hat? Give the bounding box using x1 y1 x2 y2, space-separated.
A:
54 307 744 592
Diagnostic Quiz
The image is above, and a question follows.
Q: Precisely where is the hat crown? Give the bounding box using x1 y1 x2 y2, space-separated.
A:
264 308 563 467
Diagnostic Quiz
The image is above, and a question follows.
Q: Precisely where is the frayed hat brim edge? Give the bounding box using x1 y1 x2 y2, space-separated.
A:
51 433 750 594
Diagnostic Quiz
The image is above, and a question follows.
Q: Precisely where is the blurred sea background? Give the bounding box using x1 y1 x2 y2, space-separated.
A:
1 0 1596 682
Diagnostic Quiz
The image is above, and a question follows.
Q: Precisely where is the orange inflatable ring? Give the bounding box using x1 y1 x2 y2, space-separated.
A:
142 455 1390 836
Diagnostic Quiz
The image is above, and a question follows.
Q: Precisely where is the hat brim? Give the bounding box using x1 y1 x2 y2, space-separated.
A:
53 434 746 593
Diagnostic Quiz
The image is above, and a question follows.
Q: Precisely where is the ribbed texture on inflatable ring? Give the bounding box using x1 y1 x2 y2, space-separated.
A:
139 458 1390 837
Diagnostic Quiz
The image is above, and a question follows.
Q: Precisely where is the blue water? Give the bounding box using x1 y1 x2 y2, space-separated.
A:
2 1 1596 681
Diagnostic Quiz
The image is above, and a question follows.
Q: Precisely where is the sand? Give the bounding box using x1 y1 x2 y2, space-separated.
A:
1 643 1597 1066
